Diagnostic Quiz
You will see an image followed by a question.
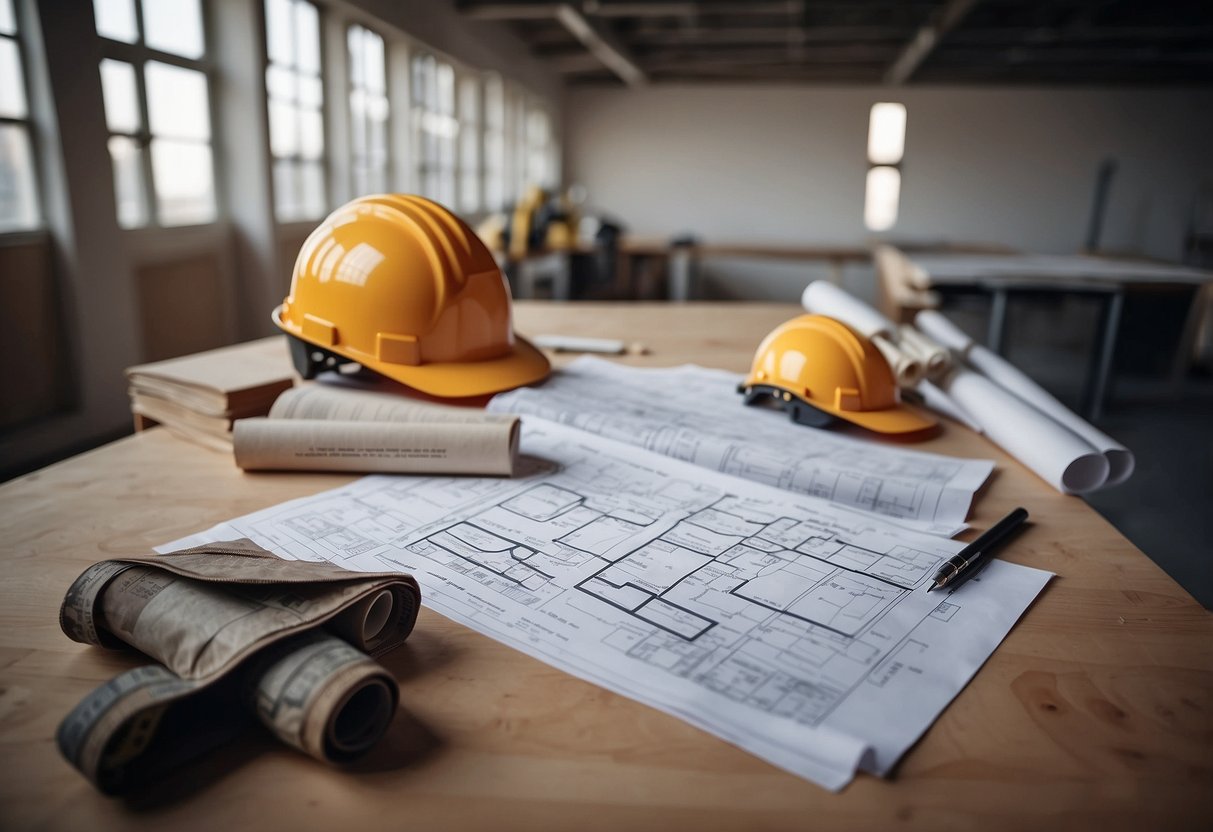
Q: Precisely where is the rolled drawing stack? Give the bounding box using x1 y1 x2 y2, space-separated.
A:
56 539 421 794
801 280 1134 494
232 383 521 476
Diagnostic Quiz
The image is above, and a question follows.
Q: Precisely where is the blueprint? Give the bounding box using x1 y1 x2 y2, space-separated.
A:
164 419 1048 790
488 358 995 537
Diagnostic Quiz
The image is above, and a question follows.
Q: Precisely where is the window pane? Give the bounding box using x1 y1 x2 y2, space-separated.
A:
297 75 322 108
363 30 384 94
152 139 215 225
146 62 210 140
268 99 298 156
0 37 26 118
99 59 140 133
265 0 293 66
93 0 137 43
273 158 299 219
864 166 900 231
0 124 38 231
266 64 295 101
293 1 319 74
0 0 15 36
298 108 323 159
299 160 325 217
868 102 906 165
144 0 204 59
107 135 147 228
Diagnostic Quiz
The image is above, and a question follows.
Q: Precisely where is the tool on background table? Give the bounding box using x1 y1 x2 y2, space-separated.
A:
275 194 550 399
532 334 647 355
929 507 1030 592
738 314 937 436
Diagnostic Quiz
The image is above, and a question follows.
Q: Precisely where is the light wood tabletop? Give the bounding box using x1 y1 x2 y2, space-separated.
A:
1 302 1210 831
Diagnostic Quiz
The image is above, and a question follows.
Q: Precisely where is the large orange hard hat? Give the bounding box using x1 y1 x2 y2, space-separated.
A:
740 314 936 435
274 194 550 398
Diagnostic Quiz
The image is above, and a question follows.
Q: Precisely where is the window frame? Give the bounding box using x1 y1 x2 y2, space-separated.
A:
0 0 43 233
264 0 329 224
346 21 391 198
95 0 220 230
409 50 458 208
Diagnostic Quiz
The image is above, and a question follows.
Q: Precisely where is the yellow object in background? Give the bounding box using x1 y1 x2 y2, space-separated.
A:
274 194 550 398
741 314 936 435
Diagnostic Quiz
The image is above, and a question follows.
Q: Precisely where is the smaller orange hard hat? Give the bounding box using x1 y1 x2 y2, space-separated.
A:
274 194 549 398
739 314 936 435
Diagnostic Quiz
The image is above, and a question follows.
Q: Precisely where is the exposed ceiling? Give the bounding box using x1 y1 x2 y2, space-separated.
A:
457 0 1213 86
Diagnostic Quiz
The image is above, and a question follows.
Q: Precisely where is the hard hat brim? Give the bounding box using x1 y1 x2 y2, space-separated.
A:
828 402 937 435
367 334 552 398
273 305 551 398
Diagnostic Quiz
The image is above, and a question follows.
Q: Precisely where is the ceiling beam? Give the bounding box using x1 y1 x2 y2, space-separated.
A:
554 4 648 85
884 0 979 85
458 2 647 86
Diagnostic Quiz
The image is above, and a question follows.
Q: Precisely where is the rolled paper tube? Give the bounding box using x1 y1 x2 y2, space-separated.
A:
917 309 1133 486
233 418 519 476
871 334 925 388
965 345 1134 486
915 310 975 357
915 379 983 434
327 588 404 654
248 632 398 764
801 280 895 338
943 369 1109 494
897 325 951 377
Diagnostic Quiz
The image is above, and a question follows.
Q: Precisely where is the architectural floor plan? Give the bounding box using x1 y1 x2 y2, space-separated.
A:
165 419 1048 790
489 358 995 536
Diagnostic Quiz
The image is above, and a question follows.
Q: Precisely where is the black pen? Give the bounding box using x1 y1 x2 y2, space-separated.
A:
928 507 1029 592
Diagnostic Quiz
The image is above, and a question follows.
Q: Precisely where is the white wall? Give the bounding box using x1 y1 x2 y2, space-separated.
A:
565 85 1213 299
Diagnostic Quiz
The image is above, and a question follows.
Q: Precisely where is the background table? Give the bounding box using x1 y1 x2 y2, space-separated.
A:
1 302 1210 831
903 252 1213 419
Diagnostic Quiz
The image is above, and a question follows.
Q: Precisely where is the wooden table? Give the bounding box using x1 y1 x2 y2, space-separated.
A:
1 302 1210 831
904 252 1213 419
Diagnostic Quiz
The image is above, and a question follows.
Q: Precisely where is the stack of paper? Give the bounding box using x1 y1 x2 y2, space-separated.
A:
126 338 296 450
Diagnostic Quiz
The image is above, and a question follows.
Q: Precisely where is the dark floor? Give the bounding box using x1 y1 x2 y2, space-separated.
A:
946 295 1213 608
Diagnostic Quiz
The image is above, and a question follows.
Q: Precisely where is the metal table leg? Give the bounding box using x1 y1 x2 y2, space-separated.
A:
669 248 694 302
987 287 1009 354
1081 288 1125 421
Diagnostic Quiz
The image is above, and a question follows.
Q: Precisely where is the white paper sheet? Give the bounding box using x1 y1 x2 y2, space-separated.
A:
489 358 993 537
163 418 1050 792
918 310 1134 487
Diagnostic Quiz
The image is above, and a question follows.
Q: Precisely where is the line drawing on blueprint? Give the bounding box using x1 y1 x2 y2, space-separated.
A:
163 419 1049 790
488 358 993 535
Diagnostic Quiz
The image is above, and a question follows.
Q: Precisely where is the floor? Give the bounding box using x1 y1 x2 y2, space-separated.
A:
945 294 1213 608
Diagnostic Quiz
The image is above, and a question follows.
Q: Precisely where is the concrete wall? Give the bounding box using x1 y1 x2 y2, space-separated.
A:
565 85 1213 299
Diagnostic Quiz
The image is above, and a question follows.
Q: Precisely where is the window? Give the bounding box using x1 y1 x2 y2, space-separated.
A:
524 103 552 189
0 0 39 231
265 0 325 221
506 84 527 202
410 53 456 207
864 102 905 232
457 76 480 213
482 74 505 211
347 24 388 197
94 0 216 228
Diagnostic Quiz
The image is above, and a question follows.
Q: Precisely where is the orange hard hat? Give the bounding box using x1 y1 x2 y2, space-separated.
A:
740 314 935 435
274 194 549 398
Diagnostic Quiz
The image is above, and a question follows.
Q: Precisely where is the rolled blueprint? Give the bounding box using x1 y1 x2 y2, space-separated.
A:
943 369 1109 493
913 379 983 434
247 631 398 763
56 539 421 793
802 280 925 386
270 383 518 424
898 325 950 377
917 310 1134 485
233 417 520 476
